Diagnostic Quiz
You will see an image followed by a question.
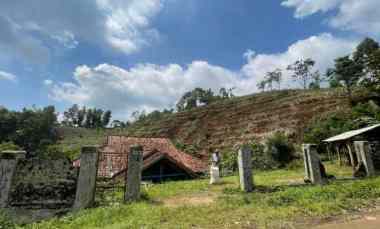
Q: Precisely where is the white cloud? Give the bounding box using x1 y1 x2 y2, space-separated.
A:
43 79 53 86
49 34 357 120
241 33 358 90
0 0 163 63
282 0 380 37
49 62 238 120
0 70 17 82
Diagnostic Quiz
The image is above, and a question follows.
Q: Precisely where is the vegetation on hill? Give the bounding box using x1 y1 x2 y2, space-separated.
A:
0 106 58 154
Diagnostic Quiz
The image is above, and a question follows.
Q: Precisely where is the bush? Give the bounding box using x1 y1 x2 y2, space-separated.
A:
0 142 21 152
220 136 295 172
265 132 296 168
37 145 67 160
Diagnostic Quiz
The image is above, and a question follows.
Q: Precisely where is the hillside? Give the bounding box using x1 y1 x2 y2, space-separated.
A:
59 89 357 156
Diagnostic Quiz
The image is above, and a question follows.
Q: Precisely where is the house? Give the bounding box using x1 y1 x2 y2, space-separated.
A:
323 124 380 168
74 136 208 182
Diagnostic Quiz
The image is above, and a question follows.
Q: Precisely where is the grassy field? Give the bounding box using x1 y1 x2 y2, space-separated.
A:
20 163 380 229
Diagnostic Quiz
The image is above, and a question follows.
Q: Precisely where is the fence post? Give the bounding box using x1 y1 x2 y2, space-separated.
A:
238 145 254 192
73 146 99 210
303 144 324 185
354 141 376 177
125 145 143 202
0 151 26 208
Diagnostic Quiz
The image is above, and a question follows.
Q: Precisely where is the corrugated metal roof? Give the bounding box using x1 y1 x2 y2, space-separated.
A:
323 123 380 142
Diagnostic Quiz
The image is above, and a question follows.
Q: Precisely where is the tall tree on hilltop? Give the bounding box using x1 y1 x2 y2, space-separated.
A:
287 58 317 90
328 56 363 104
353 38 380 92
102 110 112 127
257 80 266 92
77 106 86 127
266 69 282 90
353 37 380 67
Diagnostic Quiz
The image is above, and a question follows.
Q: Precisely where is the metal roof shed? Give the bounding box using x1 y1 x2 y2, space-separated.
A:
322 124 380 167
323 124 380 143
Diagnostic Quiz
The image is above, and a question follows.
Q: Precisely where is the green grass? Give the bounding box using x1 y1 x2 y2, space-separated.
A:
20 163 380 229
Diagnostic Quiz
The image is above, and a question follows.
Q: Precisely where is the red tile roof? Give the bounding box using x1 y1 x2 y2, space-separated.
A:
96 136 208 178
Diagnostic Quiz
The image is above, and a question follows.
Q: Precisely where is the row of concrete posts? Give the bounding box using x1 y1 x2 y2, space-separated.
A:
303 141 376 185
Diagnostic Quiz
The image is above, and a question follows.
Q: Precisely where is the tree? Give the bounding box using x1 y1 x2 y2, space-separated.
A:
77 106 86 127
366 49 380 91
0 106 59 153
257 80 266 92
102 110 112 127
266 69 282 90
309 71 322 90
63 104 79 126
287 58 316 89
353 38 380 92
328 56 363 104
353 37 380 67
84 109 93 128
176 88 216 111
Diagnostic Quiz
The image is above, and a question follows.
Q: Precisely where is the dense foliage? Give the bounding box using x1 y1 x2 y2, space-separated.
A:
62 104 112 128
221 133 296 172
0 106 58 154
176 87 235 111
328 37 380 102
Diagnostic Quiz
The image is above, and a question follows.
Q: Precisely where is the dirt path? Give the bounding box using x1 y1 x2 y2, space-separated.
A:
161 193 217 208
314 213 380 229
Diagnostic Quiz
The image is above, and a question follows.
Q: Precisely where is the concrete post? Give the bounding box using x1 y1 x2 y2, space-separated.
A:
0 151 26 208
210 152 221 185
238 146 254 192
125 145 143 202
73 146 99 210
303 144 324 185
354 141 375 177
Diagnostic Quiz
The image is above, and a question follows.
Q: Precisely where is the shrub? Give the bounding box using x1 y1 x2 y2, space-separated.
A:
0 142 21 152
37 145 67 160
265 132 296 168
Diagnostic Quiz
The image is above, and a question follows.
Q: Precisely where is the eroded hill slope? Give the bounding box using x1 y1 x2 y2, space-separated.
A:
124 89 352 153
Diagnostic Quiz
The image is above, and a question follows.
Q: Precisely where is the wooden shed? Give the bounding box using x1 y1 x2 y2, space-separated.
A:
323 124 380 168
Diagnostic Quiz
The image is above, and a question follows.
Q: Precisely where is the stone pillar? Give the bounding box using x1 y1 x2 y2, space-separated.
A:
210 152 221 185
238 146 254 192
0 151 26 208
302 144 324 185
354 141 375 177
73 146 99 210
125 145 143 202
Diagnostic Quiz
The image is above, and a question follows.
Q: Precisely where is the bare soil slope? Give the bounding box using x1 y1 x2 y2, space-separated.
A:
124 89 352 154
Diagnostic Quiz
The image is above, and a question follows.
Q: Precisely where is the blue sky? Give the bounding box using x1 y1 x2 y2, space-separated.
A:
0 0 379 120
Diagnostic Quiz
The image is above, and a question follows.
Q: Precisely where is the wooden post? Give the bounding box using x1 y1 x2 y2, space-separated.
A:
346 142 355 168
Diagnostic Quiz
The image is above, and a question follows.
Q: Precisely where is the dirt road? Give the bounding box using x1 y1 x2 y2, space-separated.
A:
314 214 380 229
